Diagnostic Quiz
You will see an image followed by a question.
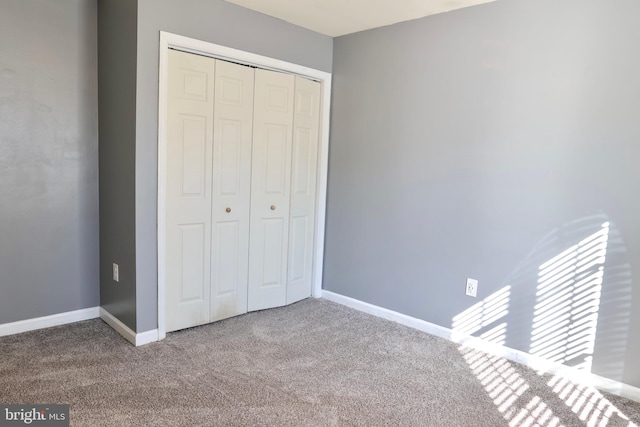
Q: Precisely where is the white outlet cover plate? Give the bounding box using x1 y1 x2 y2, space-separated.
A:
466 278 478 297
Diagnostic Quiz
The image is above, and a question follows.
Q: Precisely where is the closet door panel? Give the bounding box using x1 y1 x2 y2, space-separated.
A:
248 69 295 311
210 60 254 322
287 77 321 304
166 50 215 332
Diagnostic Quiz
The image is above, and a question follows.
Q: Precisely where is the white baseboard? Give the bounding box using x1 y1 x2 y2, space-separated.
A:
322 290 640 403
0 307 100 337
99 308 158 347
135 328 160 346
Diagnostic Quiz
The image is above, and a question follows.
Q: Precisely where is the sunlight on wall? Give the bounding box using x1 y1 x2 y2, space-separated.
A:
452 286 511 345
460 347 637 427
452 219 635 426
530 222 610 371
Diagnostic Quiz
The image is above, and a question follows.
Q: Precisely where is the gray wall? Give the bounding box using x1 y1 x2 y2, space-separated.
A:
0 0 99 323
326 0 640 387
98 0 138 330
134 0 334 332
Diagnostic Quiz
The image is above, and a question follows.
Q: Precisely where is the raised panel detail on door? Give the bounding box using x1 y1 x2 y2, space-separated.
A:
180 116 207 196
266 86 289 111
181 70 208 101
213 220 240 295
166 49 215 332
218 120 242 195
248 69 295 311
287 76 321 304
265 124 288 194
179 224 206 302
288 215 308 282
292 128 311 195
210 59 254 322
261 218 285 285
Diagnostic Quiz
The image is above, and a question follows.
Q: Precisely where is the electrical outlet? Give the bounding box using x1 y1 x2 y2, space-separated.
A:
112 263 119 283
466 278 478 297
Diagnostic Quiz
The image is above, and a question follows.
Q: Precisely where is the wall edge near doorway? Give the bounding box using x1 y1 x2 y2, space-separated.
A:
100 307 158 346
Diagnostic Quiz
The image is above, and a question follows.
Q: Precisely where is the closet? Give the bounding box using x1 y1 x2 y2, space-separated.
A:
165 49 321 332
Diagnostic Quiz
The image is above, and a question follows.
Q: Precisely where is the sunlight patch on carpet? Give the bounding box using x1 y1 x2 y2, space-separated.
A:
460 347 637 427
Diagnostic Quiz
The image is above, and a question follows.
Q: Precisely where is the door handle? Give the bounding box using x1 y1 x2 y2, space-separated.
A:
226 207 231 213
270 205 276 211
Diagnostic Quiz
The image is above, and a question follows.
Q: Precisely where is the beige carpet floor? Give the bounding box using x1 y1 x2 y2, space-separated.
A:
1 298 639 426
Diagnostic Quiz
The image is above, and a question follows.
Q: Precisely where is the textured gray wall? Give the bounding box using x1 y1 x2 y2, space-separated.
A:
98 0 138 330
134 0 334 332
0 0 99 323
326 0 640 387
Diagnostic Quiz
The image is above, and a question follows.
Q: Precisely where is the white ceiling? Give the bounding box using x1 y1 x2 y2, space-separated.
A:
224 0 497 37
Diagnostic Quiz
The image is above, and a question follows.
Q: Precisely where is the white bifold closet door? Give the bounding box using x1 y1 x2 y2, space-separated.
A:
287 76 321 305
166 50 216 332
247 70 321 310
165 49 320 333
247 69 295 311
210 59 254 322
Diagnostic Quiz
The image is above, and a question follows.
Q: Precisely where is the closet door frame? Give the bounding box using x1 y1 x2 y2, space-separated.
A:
157 31 331 340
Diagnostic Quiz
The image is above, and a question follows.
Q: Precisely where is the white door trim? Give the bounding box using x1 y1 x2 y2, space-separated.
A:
157 31 332 340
